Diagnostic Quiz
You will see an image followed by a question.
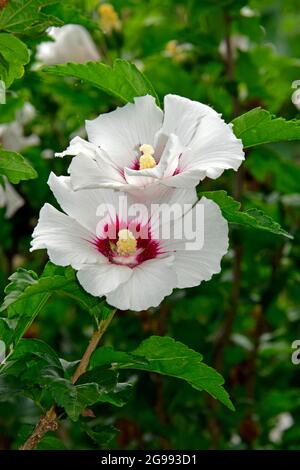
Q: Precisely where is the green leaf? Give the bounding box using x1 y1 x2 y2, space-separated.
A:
0 374 23 401
0 339 64 386
1 268 38 312
245 148 300 195
232 108 300 148
78 367 133 408
42 3 99 31
0 33 29 87
0 0 61 35
200 191 293 239
36 436 67 450
0 263 108 355
47 378 101 421
0 149 38 183
44 370 126 421
0 318 13 348
9 338 62 370
0 96 24 123
82 424 118 447
91 336 234 410
43 59 160 105
0 269 51 356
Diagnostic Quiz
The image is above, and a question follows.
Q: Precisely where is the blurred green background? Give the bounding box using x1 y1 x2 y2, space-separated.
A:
1 0 300 450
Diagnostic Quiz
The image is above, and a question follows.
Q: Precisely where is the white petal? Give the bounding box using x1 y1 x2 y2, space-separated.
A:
1 178 24 218
0 185 5 208
55 136 100 159
77 264 132 296
106 256 176 311
125 184 192 205
0 122 39 153
149 187 197 238
48 173 100 233
17 102 36 125
163 197 229 288
158 94 218 147
37 25 100 65
161 168 204 188
123 165 163 187
55 136 125 190
159 133 185 178
180 115 244 178
86 95 163 168
48 173 137 235
68 154 126 191
30 204 101 269
123 133 183 186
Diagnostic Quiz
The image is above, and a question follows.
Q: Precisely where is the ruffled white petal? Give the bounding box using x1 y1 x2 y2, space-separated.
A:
162 197 229 288
55 136 100 159
106 256 176 311
30 204 101 269
158 94 218 147
77 264 132 296
180 115 244 179
86 95 163 168
55 136 125 190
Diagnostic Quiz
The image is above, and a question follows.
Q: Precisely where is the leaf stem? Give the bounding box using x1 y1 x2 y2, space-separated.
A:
20 308 117 450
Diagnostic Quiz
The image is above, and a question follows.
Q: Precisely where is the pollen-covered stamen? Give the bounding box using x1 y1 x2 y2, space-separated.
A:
139 144 156 170
116 229 137 256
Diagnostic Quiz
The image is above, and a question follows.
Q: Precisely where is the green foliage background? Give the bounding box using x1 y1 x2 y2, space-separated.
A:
1 0 300 450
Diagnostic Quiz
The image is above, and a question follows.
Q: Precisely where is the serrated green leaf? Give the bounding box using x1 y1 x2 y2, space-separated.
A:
47 378 101 421
43 59 160 105
0 263 108 355
0 149 37 183
77 367 133 408
0 0 61 35
1 268 38 312
91 336 233 410
232 107 300 148
44 371 126 421
0 33 29 86
200 191 292 239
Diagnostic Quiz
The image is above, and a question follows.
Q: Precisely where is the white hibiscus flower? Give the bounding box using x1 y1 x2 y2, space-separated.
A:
0 177 24 218
30 173 228 311
0 102 39 218
0 102 39 153
36 24 101 65
56 95 244 192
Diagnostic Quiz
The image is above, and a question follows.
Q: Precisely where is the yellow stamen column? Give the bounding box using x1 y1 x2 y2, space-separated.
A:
139 144 156 170
116 229 137 256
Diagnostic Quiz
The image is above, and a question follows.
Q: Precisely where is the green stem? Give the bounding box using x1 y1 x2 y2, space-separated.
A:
20 309 117 451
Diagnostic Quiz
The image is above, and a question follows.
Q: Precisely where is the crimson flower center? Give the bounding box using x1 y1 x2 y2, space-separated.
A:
94 222 161 267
